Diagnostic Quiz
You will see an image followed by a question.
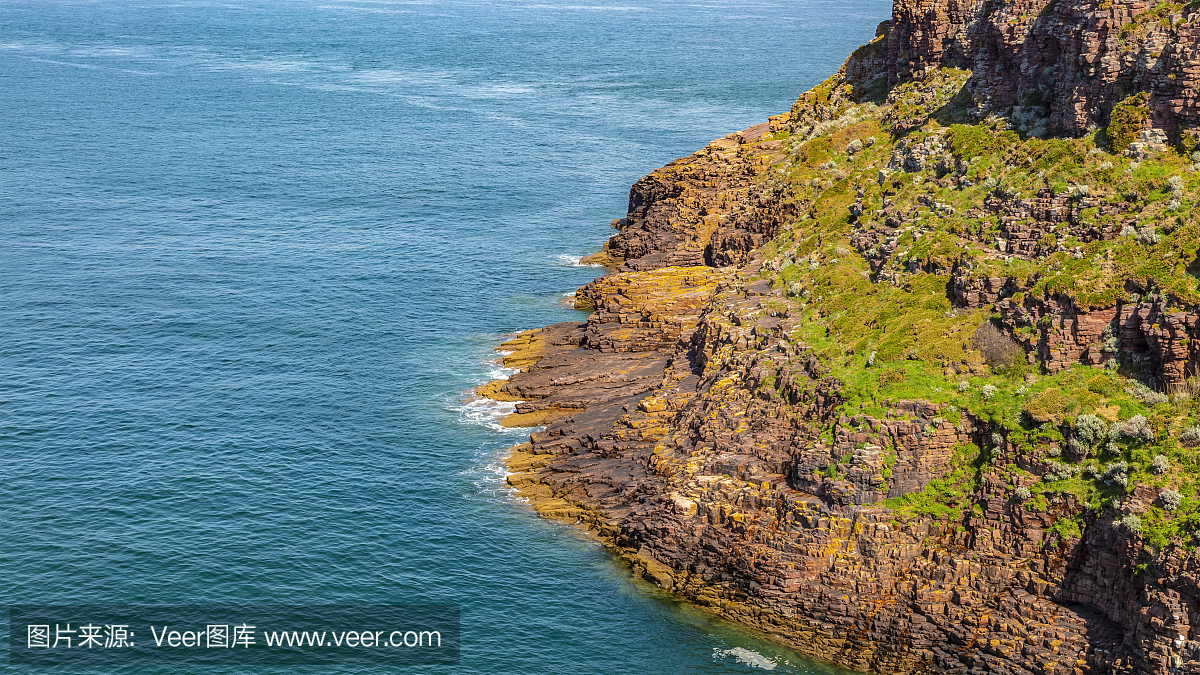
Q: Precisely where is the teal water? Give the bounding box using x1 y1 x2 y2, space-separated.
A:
1 1 887 672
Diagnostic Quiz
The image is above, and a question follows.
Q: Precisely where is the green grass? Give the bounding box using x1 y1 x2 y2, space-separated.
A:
745 64 1200 557
885 443 982 522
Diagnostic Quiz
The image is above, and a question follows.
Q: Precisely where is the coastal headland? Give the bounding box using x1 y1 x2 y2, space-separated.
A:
482 1 1200 672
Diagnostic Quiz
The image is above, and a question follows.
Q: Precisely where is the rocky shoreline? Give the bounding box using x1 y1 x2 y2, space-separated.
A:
480 2 1200 673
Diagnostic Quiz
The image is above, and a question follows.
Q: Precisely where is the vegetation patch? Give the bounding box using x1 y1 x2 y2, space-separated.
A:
746 64 1200 559
1106 92 1150 153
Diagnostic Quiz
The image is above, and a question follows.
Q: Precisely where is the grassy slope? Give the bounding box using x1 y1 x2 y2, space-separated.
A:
742 34 1200 556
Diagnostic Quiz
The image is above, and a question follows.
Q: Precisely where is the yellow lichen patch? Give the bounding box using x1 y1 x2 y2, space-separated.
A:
500 406 575 428
768 112 791 132
579 241 623 270
581 265 735 352
496 329 548 370
505 444 546 469
476 379 521 402
589 265 731 318
476 330 549 403
505 447 579 520
638 396 669 413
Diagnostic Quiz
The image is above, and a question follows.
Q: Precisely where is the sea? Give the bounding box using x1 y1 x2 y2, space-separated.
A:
1 0 888 672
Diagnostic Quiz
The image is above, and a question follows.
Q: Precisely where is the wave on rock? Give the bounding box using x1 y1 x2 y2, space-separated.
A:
712 647 777 670
552 253 605 267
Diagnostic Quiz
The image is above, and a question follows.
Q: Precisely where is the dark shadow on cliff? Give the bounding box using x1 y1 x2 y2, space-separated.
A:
884 72 976 140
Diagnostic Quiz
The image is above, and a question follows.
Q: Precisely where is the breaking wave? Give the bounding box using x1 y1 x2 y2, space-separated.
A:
552 253 605 267
713 647 778 670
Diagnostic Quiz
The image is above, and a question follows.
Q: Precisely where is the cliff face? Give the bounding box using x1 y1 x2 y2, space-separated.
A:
890 0 1200 142
485 4 1200 674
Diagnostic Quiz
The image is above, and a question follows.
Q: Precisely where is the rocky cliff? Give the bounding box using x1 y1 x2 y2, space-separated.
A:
889 0 1200 142
484 2 1200 673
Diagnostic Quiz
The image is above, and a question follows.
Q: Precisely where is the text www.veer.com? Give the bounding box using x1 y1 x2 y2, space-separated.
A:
262 629 441 648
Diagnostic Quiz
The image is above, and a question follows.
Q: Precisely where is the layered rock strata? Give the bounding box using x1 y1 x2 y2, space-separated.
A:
889 0 1200 143
480 4 1200 674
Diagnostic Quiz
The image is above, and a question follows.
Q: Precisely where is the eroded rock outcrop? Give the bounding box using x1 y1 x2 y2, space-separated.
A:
480 3 1200 673
890 0 1200 143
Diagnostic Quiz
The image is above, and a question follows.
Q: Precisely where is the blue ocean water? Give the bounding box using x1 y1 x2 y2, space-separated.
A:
1 0 887 672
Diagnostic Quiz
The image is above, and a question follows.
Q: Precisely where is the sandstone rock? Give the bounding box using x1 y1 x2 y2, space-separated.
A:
478 5 1200 673
1126 128 1171 160
888 0 1200 141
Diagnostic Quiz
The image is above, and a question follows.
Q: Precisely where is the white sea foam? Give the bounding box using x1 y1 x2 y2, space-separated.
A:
487 353 520 381
712 647 777 670
467 82 535 97
488 364 519 380
454 395 526 434
457 447 514 500
552 253 605 267
448 344 524 433
351 67 454 87
453 393 547 502
450 341 547 500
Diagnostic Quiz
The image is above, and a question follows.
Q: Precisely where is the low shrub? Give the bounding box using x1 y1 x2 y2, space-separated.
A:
1180 426 1200 448
1160 489 1182 511
1074 413 1108 446
1106 92 1150 153
1116 513 1145 534
1152 454 1170 475
1114 414 1154 444
971 321 1022 371
1026 388 1074 424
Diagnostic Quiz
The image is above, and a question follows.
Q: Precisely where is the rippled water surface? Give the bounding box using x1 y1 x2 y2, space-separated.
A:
2 0 886 671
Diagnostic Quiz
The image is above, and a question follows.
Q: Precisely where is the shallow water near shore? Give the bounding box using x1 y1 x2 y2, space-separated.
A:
3 0 885 671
